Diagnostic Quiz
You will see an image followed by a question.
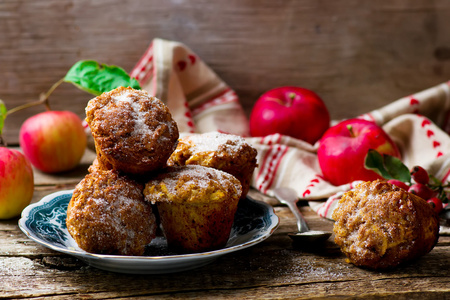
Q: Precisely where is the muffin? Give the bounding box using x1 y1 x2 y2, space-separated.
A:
85 86 179 175
167 132 257 200
66 169 157 256
144 165 242 253
332 180 439 269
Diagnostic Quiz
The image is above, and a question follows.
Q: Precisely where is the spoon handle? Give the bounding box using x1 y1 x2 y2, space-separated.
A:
286 200 310 233
273 188 310 233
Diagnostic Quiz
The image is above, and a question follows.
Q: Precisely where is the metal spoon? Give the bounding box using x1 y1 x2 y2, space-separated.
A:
273 187 332 243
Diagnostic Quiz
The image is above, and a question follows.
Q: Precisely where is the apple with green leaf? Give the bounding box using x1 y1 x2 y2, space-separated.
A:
317 118 401 186
249 86 330 144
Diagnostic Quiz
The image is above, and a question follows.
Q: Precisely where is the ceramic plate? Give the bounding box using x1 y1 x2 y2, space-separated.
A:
19 190 279 274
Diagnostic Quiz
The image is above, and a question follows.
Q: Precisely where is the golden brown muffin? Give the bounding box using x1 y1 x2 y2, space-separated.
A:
167 132 257 200
85 86 179 175
332 180 439 269
144 165 242 253
66 169 157 256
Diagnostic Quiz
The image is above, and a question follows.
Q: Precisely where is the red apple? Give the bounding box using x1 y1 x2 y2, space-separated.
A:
0 148 34 219
317 119 401 186
19 111 87 173
249 86 330 144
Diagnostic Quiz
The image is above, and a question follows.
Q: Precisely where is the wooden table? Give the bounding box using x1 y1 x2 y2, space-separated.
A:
2 150 449 299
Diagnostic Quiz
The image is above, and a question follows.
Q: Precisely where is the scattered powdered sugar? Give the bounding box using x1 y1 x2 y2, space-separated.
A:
0 257 35 276
108 194 140 237
114 92 133 103
242 249 348 283
112 90 148 136
186 132 247 155
153 165 239 199
88 87 178 149
91 195 109 207
347 230 366 255
79 188 153 254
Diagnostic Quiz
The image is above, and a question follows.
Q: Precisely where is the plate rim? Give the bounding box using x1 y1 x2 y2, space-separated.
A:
18 189 280 263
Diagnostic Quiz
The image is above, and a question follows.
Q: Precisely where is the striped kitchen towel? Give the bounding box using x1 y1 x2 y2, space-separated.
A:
130 38 249 136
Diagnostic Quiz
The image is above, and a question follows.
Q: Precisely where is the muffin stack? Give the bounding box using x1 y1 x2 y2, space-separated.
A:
66 87 257 255
168 132 257 200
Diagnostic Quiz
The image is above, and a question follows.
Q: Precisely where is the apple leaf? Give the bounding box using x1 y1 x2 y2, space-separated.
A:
64 60 141 96
364 149 411 182
365 150 391 178
0 100 7 136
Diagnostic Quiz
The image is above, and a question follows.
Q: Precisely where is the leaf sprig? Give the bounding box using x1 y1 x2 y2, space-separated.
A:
364 149 411 183
64 60 141 95
0 60 140 145
364 149 449 204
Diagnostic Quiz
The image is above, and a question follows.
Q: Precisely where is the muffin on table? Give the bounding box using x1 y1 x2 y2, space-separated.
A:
167 131 257 200
85 86 179 175
144 165 242 253
332 180 439 270
66 169 157 256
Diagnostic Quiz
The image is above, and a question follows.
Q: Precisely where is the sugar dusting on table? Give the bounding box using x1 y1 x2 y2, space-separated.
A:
0 257 35 276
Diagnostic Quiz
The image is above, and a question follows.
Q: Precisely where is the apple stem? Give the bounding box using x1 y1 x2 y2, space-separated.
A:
6 78 64 117
347 124 356 137
287 92 296 106
40 92 52 112
0 78 64 147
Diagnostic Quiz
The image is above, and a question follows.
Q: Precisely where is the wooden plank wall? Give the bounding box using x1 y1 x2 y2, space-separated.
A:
1 0 450 144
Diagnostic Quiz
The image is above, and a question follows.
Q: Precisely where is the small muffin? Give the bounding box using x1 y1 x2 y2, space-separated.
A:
66 169 157 256
144 165 242 253
332 180 439 269
167 132 257 200
85 86 179 175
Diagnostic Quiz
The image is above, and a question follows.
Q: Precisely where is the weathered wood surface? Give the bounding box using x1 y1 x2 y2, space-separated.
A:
1 152 450 299
2 0 450 144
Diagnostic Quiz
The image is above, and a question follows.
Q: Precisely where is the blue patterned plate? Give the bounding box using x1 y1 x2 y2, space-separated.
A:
19 190 279 274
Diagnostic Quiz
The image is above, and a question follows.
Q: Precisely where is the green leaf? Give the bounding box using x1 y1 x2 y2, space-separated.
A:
64 60 141 96
364 149 411 182
365 150 392 179
0 100 7 136
383 154 411 182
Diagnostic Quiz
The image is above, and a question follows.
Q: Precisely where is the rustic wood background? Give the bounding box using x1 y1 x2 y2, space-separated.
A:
1 0 450 144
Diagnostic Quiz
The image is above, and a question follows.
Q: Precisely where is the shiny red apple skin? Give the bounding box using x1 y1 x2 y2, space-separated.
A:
317 119 401 186
0 148 34 219
249 86 330 144
19 111 87 173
